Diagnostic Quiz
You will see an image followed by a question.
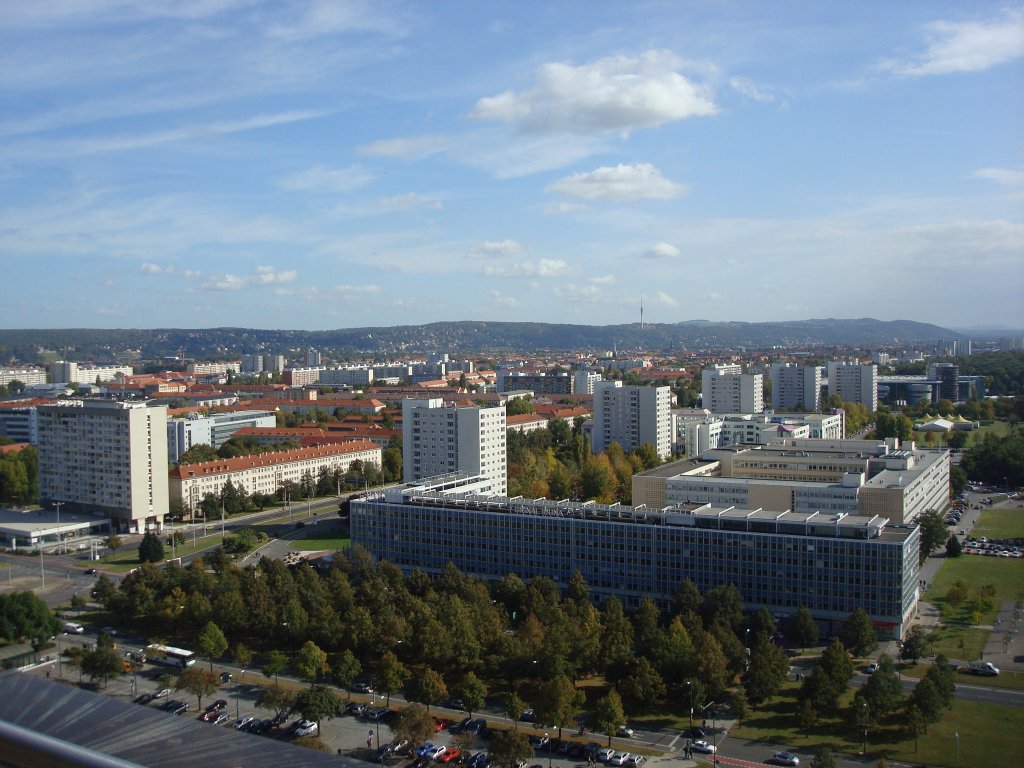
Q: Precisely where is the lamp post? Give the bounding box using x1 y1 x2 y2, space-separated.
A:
545 733 551 768
685 680 693 732
861 701 868 756
701 701 718 767
57 632 63 679
54 501 63 555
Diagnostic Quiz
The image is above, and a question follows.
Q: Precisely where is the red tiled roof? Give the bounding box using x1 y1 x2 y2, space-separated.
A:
169 440 380 479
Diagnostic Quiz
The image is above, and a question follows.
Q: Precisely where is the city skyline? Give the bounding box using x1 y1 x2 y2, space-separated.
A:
2 1 1022 330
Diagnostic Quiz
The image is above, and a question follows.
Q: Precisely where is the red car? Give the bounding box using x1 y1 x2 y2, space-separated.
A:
433 719 450 732
438 748 462 763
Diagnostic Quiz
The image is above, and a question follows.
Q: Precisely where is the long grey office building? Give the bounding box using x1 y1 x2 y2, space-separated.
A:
351 475 920 639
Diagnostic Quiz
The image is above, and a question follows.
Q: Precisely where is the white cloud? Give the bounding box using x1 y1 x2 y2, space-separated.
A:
335 283 381 297
548 163 687 202
482 258 570 278
643 242 681 259
656 291 679 308
183 269 202 279
457 132 607 178
139 262 173 274
543 202 587 215
974 167 1024 186
882 10 1024 76
728 76 774 102
554 283 604 302
589 275 615 286
471 50 717 135
204 265 297 291
358 135 449 160
373 193 441 211
281 165 375 193
470 240 524 258
489 290 520 308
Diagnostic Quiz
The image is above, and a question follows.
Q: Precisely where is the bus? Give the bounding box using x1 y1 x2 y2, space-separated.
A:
145 644 196 669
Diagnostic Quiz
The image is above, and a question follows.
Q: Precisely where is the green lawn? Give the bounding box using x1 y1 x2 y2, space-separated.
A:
731 680 1024 766
288 534 350 551
925 624 989 661
972 508 1024 540
925 550 1024 624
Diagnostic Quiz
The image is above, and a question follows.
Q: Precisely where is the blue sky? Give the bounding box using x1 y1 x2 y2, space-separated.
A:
1 1 1022 331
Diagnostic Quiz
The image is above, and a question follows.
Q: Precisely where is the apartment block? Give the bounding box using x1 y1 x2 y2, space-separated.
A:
169 441 381 515
769 363 822 412
166 410 278 462
37 400 169 532
592 381 672 460
701 364 764 414
827 362 878 412
402 398 507 495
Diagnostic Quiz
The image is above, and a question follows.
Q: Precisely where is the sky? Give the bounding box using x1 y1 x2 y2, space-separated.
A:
1 1 1022 331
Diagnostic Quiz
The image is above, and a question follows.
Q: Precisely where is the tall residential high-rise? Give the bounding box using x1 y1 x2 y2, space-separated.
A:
701 364 764 414
827 362 878 412
37 400 169 533
769 363 822 412
401 398 506 494
306 348 322 367
591 381 672 459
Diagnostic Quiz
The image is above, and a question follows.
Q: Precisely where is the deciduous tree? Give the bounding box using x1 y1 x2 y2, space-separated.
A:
175 667 219 710
591 689 626 747
196 621 228 670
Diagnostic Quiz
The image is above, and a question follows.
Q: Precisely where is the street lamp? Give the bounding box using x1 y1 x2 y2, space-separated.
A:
545 733 551 768
54 501 63 555
861 701 868 756
685 680 693 731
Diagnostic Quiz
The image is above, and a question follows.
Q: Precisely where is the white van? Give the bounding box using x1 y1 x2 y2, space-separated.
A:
63 622 85 634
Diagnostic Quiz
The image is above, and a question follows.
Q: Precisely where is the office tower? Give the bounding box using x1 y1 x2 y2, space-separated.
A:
592 381 672 459
769 363 822 412
701 364 764 414
827 362 878 412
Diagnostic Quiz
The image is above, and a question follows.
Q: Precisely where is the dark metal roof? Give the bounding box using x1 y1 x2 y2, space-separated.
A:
0 673 347 768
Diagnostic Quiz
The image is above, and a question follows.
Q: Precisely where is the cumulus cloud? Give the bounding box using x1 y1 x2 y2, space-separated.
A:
489 290 520 308
882 10 1024 76
469 240 524 257
471 50 717 135
589 275 615 286
656 291 679 308
204 265 297 291
139 262 173 274
548 163 687 202
482 258 570 278
358 135 449 159
974 167 1024 186
555 283 603 302
281 165 374 192
643 242 681 259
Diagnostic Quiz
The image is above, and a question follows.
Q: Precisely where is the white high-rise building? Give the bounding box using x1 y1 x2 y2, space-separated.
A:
701 364 764 414
37 400 169 533
402 398 506 494
592 382 672 459
573 370 603 395
769 363 822 412
827 362 878 413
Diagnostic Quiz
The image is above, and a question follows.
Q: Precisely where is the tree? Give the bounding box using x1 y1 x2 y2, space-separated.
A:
263 650 288 683
858 655 902 717
175 667 220 710
910 677 944 723
196 621 228 670
81 646 123 687
840 608 878 658
375 649 409 706
900 626 930 665
906 703 927 747
924 656 956 708
138 531 164 563
258 683 297 718
392 704 437 747
945 534 963 558
945 580 970 610
406 666 447 713
296 640 329 684
103 535 122 558
810 746 836 768
293 684 342 732
917 511 948 564
744 632 789 704
788 606 819 651
176 444 219 465
452 671 487 718
0 591 60 648
331 649 362 697
591 690 627 747
730 685 749 724
797 699 818 738
232 642 253 668
490 730 534 768
534 674 585 738
505 691 526 729
619 658 665 714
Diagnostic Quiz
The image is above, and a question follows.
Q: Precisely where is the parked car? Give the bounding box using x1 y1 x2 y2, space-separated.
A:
212 712 231 725
352 680 375 693
294 720 318 737
220 672 233 683
133 693 154 705
235 716 255 730
610 752 632 766
84 568 98 575
207 699 227 712
864 662 879 674
768 752 800 766
627 756 645 766
372 744 394 763
616 725 634 738
438 748 462 763
690 741 715 754
347 702 368 717
416 743 438 758
154 688 171 699
468 752 490 768
171 702 190 715
684 727 705 739
597 749 615 763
